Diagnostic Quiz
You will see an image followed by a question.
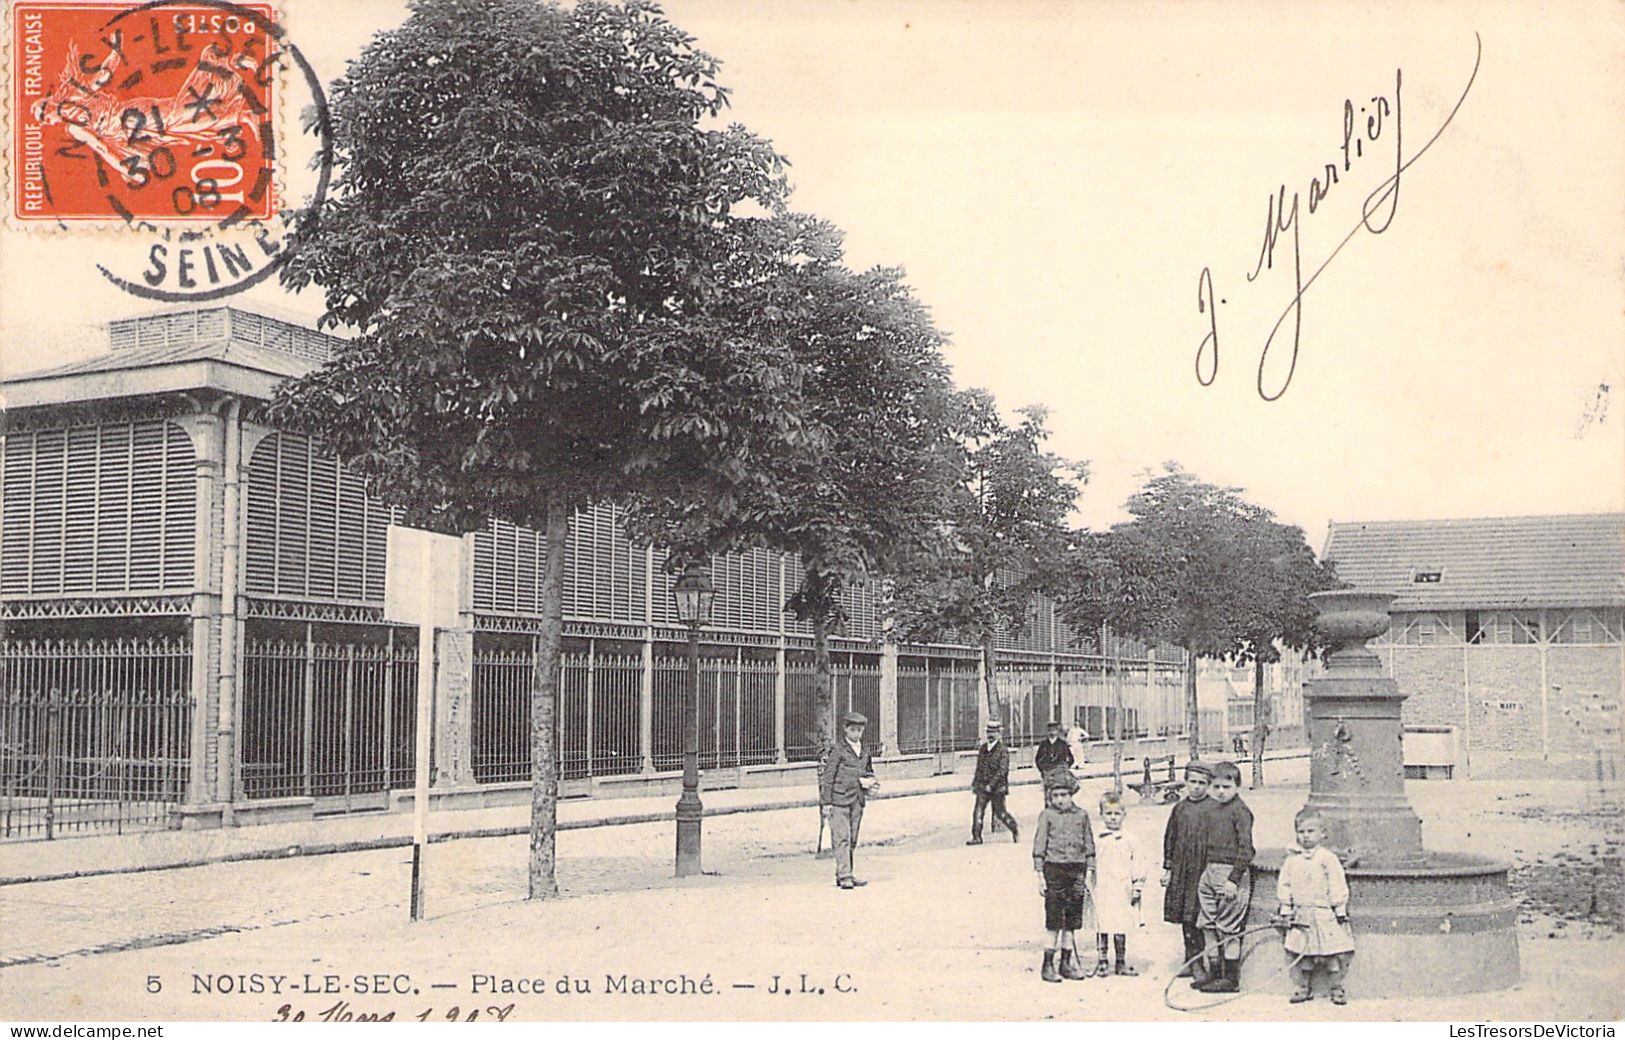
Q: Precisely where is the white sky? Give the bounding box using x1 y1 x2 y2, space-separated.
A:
3 0 1622 545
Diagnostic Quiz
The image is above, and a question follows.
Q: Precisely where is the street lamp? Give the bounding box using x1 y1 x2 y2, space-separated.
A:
673 560 716 877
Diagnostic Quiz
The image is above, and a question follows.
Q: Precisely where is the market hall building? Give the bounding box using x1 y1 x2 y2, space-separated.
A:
1324 514 1624 778
0 307 1190 841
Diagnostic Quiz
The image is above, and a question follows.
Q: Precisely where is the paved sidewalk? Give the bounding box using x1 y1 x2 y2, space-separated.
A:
0 748 1309 885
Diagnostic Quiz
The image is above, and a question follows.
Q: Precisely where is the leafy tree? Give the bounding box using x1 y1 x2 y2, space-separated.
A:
1065 466 1262 759
893 396 1086 721
1230 518 1339 786
269 0 817 899
632 227 962 752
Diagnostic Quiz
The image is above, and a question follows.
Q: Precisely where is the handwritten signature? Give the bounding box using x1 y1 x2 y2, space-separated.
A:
1195 35 1483 401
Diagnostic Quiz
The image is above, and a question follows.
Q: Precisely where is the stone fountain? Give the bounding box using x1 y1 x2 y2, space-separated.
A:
1241 589 1521 996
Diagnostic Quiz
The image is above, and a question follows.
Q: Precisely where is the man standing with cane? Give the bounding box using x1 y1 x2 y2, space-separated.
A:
820 711 877 890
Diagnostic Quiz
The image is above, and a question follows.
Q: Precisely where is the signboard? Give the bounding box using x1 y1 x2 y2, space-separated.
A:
384 525 463 630
382 523 463 921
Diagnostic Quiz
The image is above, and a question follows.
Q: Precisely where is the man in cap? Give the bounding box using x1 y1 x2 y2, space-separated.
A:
1034 719 1075 782
820 710 878 890
968 719 1020 844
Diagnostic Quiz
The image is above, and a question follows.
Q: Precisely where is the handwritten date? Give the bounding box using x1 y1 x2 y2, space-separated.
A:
273 1000 516 1022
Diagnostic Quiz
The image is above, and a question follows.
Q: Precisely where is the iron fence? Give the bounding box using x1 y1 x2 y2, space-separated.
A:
785 653 880 762
1058 660 1187 743
470 644 531 783
0 638 192 841
895 657 980 754
472 643 648 782
652 650 777 772
564 648 642 779
240 629 417 809
996 660 1054 748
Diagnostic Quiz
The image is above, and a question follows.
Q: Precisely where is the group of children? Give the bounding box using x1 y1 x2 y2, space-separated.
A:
1029 758 1354 1004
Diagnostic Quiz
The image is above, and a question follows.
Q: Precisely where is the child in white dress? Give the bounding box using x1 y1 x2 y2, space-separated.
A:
1093 792 1147 976
1274 809 1356 1005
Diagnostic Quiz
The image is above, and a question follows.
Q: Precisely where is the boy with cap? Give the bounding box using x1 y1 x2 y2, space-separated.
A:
1033 770 1096 981
819 710 878 890
1193 760 1256 994
1034 720 1075 782
1161 758 1214 981
968 719 1019 844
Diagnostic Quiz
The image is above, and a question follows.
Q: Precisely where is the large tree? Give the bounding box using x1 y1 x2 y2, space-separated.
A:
1069 466 1264 759
892 396 1085 721
270 0 817 899
632 225 962 752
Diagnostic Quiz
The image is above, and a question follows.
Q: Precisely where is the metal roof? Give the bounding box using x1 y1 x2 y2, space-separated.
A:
1 307 332 409
3 336 313 382
1323 513 1625 610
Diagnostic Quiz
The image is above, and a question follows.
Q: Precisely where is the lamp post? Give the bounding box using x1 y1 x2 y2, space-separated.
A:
673 560 716 877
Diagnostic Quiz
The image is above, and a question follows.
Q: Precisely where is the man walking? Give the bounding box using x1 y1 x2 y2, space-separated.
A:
968 719 1020 844
820 710 877 890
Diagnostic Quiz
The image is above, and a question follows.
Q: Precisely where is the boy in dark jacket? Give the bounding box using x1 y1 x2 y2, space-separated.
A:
968 720 1019 844
1193 760 1256 993
1032 770 1096 982
1161 759 1213 980
819 711 878 890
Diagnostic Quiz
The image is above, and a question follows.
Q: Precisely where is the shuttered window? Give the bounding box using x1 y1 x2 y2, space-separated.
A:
243 432 391 601
0 421 195 596
470 505 648 623
649 545 677 627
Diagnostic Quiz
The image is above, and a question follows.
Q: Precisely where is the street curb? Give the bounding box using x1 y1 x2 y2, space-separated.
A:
0 750 1310 887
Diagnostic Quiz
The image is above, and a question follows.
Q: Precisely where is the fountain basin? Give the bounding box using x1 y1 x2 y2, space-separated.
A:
1240 849 1522 997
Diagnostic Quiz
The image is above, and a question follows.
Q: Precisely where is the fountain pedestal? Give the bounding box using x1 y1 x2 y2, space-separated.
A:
1240 590 1520 996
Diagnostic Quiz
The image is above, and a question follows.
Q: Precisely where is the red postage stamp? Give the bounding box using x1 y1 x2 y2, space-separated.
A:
11 1 278 224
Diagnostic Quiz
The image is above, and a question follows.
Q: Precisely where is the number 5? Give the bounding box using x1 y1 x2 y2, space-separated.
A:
147 975 162 994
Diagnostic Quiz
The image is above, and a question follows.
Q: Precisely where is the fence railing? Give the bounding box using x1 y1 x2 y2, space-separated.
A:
784 654 880 762
896 658 980 754
0 638 192 841
472 646 649 782
653 653 778 772
240 633 417 808
1058 663 1187 741
468 643 1193 782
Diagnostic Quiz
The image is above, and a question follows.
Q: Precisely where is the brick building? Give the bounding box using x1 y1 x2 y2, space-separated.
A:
1323 514 1624 778
0 307 1190 840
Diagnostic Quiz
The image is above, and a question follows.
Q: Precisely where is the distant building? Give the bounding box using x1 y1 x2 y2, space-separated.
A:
1197 651 1309 753
1323 514 1624 778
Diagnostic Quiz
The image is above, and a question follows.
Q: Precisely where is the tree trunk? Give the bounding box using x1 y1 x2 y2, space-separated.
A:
1184 648 1200 761
528 493 568 900
1250 656 1269 788
981 632 1000 722
812 612 834 750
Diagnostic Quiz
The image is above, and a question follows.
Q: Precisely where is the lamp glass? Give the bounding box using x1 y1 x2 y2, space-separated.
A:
673 564 716 625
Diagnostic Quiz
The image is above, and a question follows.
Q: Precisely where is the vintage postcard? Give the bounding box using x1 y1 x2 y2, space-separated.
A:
0 0 1620 1027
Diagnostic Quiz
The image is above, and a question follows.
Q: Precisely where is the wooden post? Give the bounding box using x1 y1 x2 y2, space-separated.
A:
411 620 433 919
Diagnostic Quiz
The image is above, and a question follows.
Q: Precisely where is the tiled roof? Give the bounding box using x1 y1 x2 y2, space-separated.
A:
1323 514 1625 610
